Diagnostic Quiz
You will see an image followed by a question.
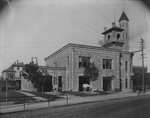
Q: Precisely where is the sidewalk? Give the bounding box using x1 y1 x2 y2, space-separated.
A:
1 91 150 114
17 91 47 101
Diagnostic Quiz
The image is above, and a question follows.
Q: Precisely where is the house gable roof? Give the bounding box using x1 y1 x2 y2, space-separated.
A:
2 65 15 73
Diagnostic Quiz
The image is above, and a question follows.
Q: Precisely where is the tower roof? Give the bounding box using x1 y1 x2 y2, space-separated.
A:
119 11 129 22
102 26 124 35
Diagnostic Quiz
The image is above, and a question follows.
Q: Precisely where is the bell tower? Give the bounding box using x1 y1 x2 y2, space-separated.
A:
101 22 124 50
119 11 129 52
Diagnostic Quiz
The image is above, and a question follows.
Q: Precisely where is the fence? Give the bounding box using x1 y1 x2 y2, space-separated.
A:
0 94 70 112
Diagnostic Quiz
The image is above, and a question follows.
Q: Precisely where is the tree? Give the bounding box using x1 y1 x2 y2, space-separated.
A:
83 63 99 91
22 62 52 91
22 62 42 90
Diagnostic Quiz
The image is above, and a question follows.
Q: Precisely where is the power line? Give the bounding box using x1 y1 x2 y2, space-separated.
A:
89 3 112 23
66 8 102 36
66 7 103 33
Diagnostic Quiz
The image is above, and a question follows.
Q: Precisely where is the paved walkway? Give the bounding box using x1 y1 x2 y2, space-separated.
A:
17 91 47 101
1 91 150 114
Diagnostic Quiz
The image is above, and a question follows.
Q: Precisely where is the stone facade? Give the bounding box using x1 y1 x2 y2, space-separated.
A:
45 11 134 92
45 43 133 92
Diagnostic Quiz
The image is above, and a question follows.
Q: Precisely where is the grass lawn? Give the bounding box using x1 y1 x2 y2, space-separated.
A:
28 91 63 101
61 91 109 97
0 90 35 103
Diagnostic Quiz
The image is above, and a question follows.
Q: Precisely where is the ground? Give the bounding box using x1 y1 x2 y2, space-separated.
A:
1 95 150 118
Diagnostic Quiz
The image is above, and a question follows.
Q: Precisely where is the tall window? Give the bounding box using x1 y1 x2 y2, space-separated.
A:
68 76 69 88
67 56 69 69
79 56 90 68
103 59 112 69
125 78 128 88
108 35 110 40
54 77 57 85
117 34 120 39
125 61 128 72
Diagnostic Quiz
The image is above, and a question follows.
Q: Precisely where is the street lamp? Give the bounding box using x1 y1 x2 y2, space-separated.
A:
42 73 46 93
3 77 8 102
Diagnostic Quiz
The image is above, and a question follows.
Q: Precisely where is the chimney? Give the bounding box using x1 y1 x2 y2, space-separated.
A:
17 60 19 64
112 22 116 27
104 27 107 31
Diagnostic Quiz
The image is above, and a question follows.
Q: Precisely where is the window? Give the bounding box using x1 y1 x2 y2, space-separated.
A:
79 56 90 68
125 61 128 72
67 56 69 69
125 78 128 88
117 34 120 39
123 33 124 39
68 76 69 88
54 77 57 85
103 59 112 69
17 67 19 70
108 35 110 40
126 33 128 39
9 73 14 79
54 62 57 67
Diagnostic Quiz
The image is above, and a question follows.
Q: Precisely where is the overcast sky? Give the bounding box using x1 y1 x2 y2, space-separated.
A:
0 0 150 73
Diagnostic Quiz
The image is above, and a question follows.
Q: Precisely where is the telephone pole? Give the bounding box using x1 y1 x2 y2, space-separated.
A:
140 39 145 94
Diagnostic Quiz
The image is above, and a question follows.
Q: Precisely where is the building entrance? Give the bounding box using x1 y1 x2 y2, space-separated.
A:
79 76 89 91
58 76 62 91
103 77 112 91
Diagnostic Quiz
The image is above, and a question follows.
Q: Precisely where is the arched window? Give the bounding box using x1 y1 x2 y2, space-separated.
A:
108 35 110 40
117 34 120 39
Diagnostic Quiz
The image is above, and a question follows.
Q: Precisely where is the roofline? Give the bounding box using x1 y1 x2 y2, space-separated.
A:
12 64 25 67
102 27 124 35
44 43 132 60
44 43 71 60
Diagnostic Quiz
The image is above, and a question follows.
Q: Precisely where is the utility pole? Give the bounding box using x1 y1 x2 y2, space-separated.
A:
140 39 145 94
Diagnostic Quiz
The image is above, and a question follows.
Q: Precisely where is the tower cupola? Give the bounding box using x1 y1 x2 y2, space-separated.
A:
119 11 129 22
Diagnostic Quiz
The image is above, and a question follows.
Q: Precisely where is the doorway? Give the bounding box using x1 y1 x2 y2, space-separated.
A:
103 77 112 91
79 76 89 91
58 76 62 91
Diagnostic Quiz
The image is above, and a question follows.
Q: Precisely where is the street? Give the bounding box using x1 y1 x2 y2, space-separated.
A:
1 95 150 118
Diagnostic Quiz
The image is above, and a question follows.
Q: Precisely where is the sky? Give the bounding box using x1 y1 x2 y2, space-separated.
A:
0 0 150 74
